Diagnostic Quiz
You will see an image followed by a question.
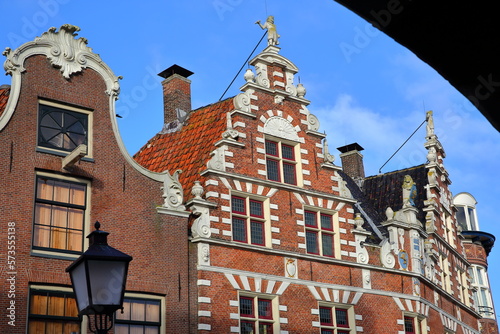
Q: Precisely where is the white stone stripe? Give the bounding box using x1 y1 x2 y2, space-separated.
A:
321 287 331 301
257 185 264 195
307 285 322 300
267 188 278 197
327 200 334 210
306 195 314 205
335 202 345 211
234 180 242 191
198 324 211 330
332 289 340 302
255 277 262 292
225 273 240 289
393 297 405 310
245 182 253 193
199 310 211 317
198 279 211 286
266 280 276 294
276 281 290 295
405 299 413 312
219 177 232 189
342 291 351 304
240 275 251 290
293 192 305 204
198 297 211 303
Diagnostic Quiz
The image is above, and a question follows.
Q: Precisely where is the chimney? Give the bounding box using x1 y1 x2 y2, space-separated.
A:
337 143 365 180
158 64 194 124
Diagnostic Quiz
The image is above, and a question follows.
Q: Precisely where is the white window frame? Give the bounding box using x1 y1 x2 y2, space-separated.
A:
264 136 302 186
304 207 340 259
230 192 271 247
37 99 94 159
31 171 91 260
238 292 279 334
317 302 356 333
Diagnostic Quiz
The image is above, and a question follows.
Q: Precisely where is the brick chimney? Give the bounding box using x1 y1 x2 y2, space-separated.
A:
337 143 365 180
158 64 194 124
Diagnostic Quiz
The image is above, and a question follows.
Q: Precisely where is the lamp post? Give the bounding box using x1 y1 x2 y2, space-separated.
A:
66 221 132 334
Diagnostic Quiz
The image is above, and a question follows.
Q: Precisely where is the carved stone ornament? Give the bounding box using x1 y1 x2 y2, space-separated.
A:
426 110 435 139
285 258 298 279
323 139 335 164
296 83 306 98
380 239 396 269
244 68 255 82
191 180 204 200
222 112 239 140
198 243 210 266
285 71 297 96
233 90 253 113
207 146 226 171
354 213 365 231
161 170 185 211
402 175 417 207
191 204 211 239
307 113 320 132
263 116 299 141
254 63 270 88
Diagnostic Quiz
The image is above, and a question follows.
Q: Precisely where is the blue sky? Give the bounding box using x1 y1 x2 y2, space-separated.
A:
2 0 499 315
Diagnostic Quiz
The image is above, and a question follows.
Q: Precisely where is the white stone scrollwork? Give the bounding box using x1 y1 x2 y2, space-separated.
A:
233 91 252 113
207 146 226 171
274 95 285 104
285 71 297 96
380 239 396 268
191 204 211 239
254 63 270 88
161 170 185 211
307 113 320 132
222 112 239 140
323 139 335 164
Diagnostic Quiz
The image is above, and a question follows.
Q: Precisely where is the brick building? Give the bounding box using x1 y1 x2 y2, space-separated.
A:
1 24 498 334
133 31 499 334
0 25 191 333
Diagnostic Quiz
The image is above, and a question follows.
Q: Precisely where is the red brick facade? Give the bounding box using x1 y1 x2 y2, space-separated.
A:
0 26 190 333
1 25 497 334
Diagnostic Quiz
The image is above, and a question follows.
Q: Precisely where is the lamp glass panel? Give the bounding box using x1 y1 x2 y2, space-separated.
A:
70 261 89 312
88 260 126 305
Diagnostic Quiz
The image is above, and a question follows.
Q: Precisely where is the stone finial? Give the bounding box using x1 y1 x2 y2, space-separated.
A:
191 180 204 200
255 15 280 46
296 83 306 98
354 213 366 231
244 68 255 82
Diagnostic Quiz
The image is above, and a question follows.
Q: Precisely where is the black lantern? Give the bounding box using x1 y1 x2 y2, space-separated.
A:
66 221 132 334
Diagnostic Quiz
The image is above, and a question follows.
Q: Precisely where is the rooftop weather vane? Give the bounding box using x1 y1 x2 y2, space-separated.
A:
256 15 280 46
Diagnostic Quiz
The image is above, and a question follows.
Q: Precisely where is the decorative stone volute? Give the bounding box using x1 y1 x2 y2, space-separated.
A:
161 170 185 211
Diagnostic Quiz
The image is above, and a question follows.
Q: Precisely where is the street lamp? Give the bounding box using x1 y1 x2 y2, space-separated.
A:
66 221 133 334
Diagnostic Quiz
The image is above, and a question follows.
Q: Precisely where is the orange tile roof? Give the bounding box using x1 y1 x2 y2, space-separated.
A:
134 98 233 199
0 85 10 117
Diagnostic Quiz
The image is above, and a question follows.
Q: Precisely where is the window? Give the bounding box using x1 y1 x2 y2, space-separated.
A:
38 101 90 153
240 295 277 334
33 174 88 255
305 210 336 257
453 193 479 231
319 304 354 334
115 298 161 334
28 288 80 334
403 315 427 334
231 195 267 246
469 265 495 318
265 139 297 185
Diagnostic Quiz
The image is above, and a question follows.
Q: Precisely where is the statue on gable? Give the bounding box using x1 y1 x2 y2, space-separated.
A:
402 175 417 207
256 15 280 46
426 110 435 139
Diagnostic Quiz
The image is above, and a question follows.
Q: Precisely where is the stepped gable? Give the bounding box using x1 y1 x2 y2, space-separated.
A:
337 169 388 243
134 98 233 197
0 85 10 117
363 164 428 225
